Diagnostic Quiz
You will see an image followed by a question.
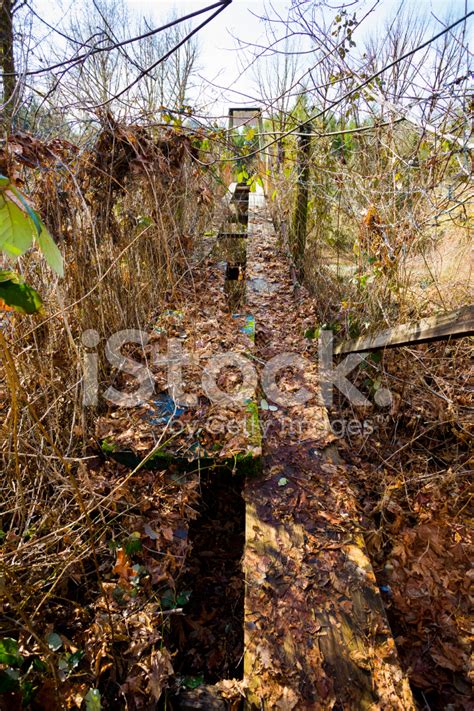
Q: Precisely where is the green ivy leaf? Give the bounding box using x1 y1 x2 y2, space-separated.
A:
0 638 23 667
0 274 43 314
183 674 204 689
176 590 192 606
0 668 20 693
160 589 175 610
369 351 382 363
20 679 35 705
137 215 153 228
124 532 142 556
67 650 85 669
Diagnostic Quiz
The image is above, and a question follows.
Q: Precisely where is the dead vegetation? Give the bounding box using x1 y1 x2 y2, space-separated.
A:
264 77 472 711
0 1 472 708
0 120 217 708
331 340 473 709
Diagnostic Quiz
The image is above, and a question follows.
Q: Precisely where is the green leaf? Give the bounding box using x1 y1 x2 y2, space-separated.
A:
0 195 34 259
85 688 102 711
183 675 204 689
9 186 42 235
67 650 84 670
20 679 35 705
124 532 142 556
369 351 382 363
32 657 47 672
0 276 43 315
58 656 69 672
35 223 64 277
304 326 320 340
0 189 63 277
278 477 288 487
176 590 192 606
0 269 20 283
0 639 23 667
0 668 20 693
160 589 175 610
46 632 63 652
137 215 153 228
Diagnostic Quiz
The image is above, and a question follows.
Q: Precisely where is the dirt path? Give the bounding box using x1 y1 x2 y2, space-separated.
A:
242 204 415 710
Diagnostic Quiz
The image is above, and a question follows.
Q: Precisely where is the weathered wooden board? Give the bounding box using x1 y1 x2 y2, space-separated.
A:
243 204 415 710
243 446 415 711
335 304 473 355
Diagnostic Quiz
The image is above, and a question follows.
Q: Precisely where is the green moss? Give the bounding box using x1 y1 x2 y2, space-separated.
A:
100 438 118 454
245 400 261 449
104 444 262 476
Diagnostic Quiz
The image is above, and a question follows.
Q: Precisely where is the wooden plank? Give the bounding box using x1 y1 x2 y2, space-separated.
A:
243 445 415 711
243 203 415 710
334 304 474 355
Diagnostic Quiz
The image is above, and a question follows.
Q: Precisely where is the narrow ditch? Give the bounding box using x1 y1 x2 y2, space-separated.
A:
167 467 245 692
164 187 251 706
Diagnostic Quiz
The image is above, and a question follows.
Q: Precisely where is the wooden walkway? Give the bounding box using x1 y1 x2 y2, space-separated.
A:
242 203 415 709
335 304 474 355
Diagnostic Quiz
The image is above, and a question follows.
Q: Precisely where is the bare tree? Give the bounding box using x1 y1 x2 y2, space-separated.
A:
252 32 304 164
165 15 200 109
59 0 131 117
131 13 200 116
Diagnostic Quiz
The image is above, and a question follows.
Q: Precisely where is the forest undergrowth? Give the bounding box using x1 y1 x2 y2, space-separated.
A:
0 121 221 709
267 118 472 708
330 341 472 710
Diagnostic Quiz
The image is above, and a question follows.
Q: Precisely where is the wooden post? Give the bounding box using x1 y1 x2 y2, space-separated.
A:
291 123 312 277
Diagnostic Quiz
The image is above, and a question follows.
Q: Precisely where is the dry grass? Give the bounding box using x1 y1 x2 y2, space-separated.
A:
264 119 473 707
0 121 215 706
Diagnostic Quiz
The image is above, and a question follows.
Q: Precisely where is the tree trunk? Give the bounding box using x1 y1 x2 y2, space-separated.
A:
0 0 16 132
